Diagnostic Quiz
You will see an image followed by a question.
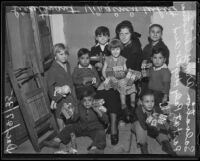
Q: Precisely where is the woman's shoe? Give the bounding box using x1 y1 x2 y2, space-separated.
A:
140 143 149 154
111 134 119 145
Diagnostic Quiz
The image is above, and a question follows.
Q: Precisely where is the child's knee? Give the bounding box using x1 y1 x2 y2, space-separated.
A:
157 133 169 142
133 122 148 144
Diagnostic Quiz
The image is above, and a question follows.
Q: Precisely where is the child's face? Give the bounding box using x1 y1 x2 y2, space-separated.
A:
82 96 94 109
96 34 109 45
119 27 131 45
111 47 121 58
141 95 155 112
55 50 68 63
151 53 166 68
149 26 162 42
79 54 90 67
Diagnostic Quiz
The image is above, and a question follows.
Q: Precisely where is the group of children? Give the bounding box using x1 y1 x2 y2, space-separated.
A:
44 22 176 155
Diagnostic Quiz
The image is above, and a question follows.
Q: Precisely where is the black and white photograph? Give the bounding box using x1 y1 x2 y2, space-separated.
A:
1 1 199 159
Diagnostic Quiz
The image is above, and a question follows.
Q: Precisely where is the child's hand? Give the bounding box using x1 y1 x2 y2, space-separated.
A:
50 100 57 109
92 106 103 117
91 77 97 85
146 63 152 68
95 62 103 69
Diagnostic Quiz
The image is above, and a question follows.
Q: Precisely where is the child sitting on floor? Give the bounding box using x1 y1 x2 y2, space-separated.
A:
131 90 176 155
43 88 109 154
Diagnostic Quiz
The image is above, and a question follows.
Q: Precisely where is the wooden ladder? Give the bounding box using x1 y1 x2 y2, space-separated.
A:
7 61 58 152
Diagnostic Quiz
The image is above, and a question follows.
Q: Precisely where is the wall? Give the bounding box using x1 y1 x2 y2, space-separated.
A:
50 12 151 71
50 8 196 106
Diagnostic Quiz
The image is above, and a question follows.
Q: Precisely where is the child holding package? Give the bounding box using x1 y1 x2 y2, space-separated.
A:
43 88 109 154
132 90 176 155
72 48 101 100
100 39 140 110
142 47 171 113
141 24 170 93
46 43 77 131
90 26 111 81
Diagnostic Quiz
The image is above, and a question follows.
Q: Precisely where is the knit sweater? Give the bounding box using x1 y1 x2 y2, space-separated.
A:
148 67 171 94
72 64 100 88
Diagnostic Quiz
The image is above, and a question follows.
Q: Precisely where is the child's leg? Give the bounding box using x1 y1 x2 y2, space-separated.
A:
156 133 176 155
58 123 82 145
130 92 136 108
89 129 106 151
57 118 65 132
120 94 127 109
132 121 149 154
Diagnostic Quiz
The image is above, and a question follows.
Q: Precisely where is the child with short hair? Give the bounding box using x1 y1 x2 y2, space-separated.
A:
90 26 111 80
132 90 176 155
46 43 77 131
72 48 101 100
100 39 138 110
142 47 171 113
44 88 109 154
141 24 170 94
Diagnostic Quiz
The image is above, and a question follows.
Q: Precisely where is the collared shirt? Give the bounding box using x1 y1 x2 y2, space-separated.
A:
153 64 167 71
78 64 93 69
96 42 109 52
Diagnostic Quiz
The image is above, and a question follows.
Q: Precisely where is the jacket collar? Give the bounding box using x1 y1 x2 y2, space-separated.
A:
153 64 167 71
78 64 93 69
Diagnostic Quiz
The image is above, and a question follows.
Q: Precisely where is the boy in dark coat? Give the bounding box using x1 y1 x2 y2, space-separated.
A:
44 88 109 154
46 43 77 131
90 26 111 80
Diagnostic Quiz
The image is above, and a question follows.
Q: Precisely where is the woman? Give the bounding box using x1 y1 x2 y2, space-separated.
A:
115 20 143 122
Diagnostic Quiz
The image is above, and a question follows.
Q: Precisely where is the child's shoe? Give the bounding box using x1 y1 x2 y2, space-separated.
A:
88 146 104 154
161 140 177 156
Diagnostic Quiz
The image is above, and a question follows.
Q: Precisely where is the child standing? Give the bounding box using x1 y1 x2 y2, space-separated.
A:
141 24 170 94
142 47 171 113
142 24 170 66
101 39 137 111
72 48 101 100
46 43 77 131
90 26 111 81
44 88 109 154
132 90 176 155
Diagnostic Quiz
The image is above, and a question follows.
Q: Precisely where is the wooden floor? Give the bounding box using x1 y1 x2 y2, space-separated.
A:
10 123 167 155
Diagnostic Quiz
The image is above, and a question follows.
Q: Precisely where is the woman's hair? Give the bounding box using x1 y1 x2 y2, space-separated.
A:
53 43 69 56
152 47 166 58
115 20 141 40
115 20 142 47
108 39 124 51
149 24 163 32
77 48 91 58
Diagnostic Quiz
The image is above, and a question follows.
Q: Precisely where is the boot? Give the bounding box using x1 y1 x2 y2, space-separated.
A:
161 140 177 156
140 143 149 154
